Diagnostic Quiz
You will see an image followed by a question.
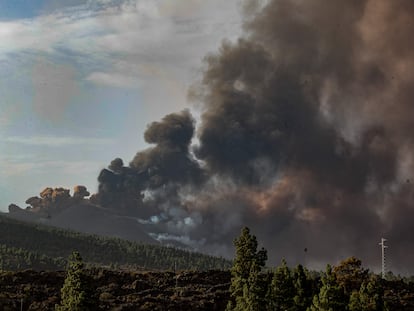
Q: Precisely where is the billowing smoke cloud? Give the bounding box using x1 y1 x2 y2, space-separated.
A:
94 0 414 272
93 110 204 217
187 0 414 271
16 0 414 273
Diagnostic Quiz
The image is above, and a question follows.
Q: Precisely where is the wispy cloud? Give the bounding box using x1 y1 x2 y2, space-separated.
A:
0 0 242 86
1 135 113 146
0 0 242 130
0 0 242 210
1 158 101 180
86 71 140 88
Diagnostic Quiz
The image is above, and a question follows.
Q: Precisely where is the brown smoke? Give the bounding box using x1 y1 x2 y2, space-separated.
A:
188 0 414 272
16 0 414 273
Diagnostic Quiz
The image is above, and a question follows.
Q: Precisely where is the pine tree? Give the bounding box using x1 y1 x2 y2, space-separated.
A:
245 260 263 311
226 227 267 311
348 275 386 311
349 290 362 311
55 251 96 311
293 264 313 310
309 264 348 311
266 259 295 310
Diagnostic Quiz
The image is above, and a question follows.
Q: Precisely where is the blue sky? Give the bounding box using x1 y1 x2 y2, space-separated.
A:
0 0 242 210
0 0 88 19
0 0 50 20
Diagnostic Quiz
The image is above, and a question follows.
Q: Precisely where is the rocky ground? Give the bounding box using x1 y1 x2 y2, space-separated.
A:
0 269 230 310
0 269 413 310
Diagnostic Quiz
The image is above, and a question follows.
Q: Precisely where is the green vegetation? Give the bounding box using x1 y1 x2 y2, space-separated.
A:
349 275 385 311
267 259 296 310
0 244 65 270
310 264 348 311
226 227 267 311
0 214 231 271
56 251 97 311
0 225 411 309
227 227 392 311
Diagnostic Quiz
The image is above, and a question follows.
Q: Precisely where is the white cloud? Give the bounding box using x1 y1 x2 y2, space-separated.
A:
86 71 140 88
1 0 240 52
0 13 96 55
0 0 242 124
0 0 243 210
1 135 113 146
0 0 242 82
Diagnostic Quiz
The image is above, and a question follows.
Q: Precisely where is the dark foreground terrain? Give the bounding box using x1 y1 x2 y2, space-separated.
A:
0 269 413 310
0 269 230 310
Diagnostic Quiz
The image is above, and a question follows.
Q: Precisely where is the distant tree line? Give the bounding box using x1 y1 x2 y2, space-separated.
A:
0 244 65 270
0 215 231 271
226 227 389 311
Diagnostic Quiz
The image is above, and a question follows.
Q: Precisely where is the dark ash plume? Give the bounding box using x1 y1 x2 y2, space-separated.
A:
93 110 204 218
10 0 414 273
189 0 414 272
130 109 204 188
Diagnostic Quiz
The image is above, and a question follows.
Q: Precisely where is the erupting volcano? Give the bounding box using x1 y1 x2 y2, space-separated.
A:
8 0 414 274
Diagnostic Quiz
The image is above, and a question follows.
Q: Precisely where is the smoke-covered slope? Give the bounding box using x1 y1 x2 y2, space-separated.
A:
0 214 231 271
8 0 414 274
8 200 157 245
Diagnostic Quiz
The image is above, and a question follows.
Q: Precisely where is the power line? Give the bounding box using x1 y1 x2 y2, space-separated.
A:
379 238 388 279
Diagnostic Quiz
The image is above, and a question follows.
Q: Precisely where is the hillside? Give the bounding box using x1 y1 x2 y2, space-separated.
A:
0 214 231 271
7 201 158 245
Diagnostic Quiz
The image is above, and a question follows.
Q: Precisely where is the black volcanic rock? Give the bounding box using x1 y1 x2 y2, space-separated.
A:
0 269 412 310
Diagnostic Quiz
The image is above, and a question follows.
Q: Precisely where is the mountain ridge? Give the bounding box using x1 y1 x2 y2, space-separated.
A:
0 213 231 271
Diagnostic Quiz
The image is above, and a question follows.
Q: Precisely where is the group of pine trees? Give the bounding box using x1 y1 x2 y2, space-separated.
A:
0 215 231 271
55 227 390 310
226 227 387 311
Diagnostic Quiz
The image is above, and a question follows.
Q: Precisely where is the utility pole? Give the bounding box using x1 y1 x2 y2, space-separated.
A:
174 261 179 296
379 238 388 279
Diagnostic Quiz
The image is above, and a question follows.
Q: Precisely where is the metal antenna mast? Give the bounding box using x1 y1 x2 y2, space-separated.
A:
379 238 388 279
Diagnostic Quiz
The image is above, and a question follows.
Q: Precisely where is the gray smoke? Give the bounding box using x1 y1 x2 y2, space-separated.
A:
187 0 414 272
20 0 414 273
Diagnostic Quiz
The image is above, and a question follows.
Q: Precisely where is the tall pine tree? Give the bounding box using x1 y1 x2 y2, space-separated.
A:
227 227 267 311
293 264 313 310
55 251 96 311
309 264 348 311
348 275 386 311
266 259 296 311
